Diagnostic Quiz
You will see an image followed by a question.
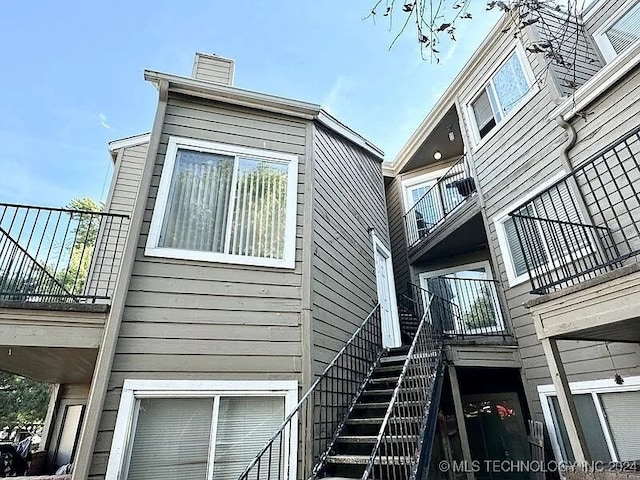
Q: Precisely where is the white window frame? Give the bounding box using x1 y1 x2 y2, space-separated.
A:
592 0 640 62
105 379 299 480
493 171 570 287
466 44 538 149
418 260 505 334
145 137 299 269
402 167 449 215
538 375 640 464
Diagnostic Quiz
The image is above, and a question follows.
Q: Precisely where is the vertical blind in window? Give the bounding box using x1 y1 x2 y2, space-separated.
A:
127 398 213 480
158 149 290 260
606 3 640 55
228 159 288 260
506 182 584 277
159 150 233 253
600 391 640 461
212 396 285 479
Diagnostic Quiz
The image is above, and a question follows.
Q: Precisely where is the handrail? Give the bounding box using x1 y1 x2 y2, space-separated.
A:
0 227 72 301
0 203 130 303
507 125 640 294
238 304 384 480
403 155 473 248
362 291 444 479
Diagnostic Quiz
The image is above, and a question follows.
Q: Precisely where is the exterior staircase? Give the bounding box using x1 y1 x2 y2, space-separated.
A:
320 346 414 478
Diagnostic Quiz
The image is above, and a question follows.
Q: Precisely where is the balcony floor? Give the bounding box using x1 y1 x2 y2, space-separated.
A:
0 301 108 383
408 197 483 264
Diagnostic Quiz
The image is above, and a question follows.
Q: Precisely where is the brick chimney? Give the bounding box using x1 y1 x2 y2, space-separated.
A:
192 53 235 86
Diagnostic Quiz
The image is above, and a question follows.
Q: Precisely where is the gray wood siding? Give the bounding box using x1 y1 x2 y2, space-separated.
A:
386 175 411 293
537 9 603 97
585 0 629 33
311 124 389 375
89 93 308 479
463 31 640 420
87 144 146 298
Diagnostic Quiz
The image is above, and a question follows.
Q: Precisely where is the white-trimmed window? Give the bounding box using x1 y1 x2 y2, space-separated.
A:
105 380 298 480
539 376 640 463
494 172 588 286
146 137 298 268
418 261 505 335
467 46 536 144
593 0 640 62
402 165 466 243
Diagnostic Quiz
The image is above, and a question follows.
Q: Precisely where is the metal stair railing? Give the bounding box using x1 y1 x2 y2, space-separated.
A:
238 304 384 480
362 288 447 480
0 227 72 301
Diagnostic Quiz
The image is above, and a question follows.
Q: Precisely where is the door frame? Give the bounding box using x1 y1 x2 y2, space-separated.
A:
371 232 401 348
418 260 505 335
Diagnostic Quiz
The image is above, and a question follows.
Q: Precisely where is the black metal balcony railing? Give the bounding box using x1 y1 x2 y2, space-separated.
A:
510 125 640 294
400 280 506 338
364 291 444 480
239 305 384 480
0 203 130 303
404 156 475 248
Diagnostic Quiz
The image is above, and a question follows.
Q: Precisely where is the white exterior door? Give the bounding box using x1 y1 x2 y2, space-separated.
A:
372 235 401 348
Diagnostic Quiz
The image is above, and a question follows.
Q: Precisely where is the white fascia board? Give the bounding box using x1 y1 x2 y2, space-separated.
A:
388 13 512 175
108 132 151 152
145 70 321 120
549 42 640 121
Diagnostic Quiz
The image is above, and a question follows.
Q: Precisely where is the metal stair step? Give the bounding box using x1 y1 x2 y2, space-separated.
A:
336 435 419 444
379 354 408 364
368 376 401 384
325 454 413 465
345 416 421 425
353 400 422 409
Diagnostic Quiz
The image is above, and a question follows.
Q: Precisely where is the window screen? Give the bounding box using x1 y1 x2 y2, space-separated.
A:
600 391 640 461
605 3 640 55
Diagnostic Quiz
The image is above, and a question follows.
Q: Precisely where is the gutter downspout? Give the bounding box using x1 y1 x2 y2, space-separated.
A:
72 79 169 480
555 115 577 172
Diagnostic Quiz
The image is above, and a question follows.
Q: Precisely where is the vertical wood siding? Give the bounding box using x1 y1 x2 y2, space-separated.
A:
89 93 307 479
311 124 389 375
462 29 640 420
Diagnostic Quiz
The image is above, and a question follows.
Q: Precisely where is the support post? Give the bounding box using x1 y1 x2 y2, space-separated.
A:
540 337 591 464
448 365 475 480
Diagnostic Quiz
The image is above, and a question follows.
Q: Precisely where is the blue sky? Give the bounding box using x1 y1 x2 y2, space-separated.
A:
0 1 501 208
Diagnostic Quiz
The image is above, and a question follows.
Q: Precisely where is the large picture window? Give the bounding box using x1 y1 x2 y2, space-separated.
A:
105 380 298 480
468 47 535 143
146 138 298 268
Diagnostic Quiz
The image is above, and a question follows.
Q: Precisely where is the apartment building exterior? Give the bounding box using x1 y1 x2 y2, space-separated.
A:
0 0 638 478
383 0 640 476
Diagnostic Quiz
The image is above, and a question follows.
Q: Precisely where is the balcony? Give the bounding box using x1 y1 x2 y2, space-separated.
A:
511 125 640 342
0 203 129 383
403 156 481 261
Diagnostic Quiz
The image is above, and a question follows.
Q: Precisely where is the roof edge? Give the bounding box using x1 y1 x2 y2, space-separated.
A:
389 13 511 175
144 70 384 160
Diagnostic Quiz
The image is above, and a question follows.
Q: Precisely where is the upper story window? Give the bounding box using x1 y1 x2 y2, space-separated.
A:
494 174 586 286
467 47 535 144
593 0 640 62
146 137 298 268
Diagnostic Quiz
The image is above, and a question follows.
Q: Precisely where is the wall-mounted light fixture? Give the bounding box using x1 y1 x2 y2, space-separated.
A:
448 125 455 142
433 150 442 160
